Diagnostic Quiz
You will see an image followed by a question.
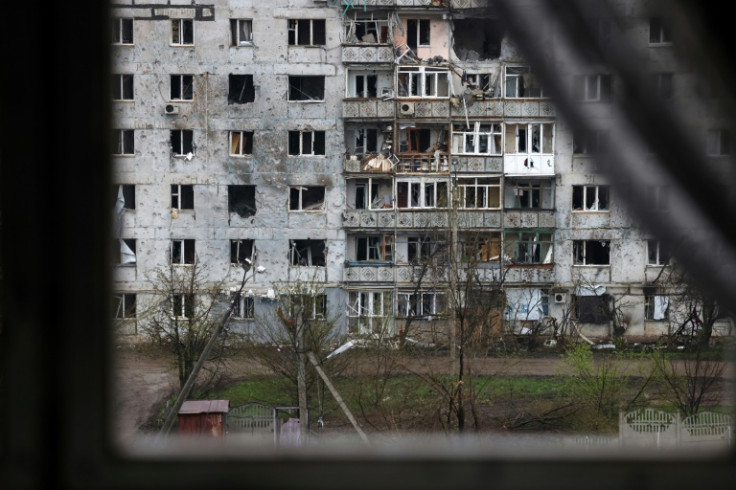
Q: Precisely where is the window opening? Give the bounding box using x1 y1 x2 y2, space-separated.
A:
112 129 134 155
288 19 326 46
112 293 137 319
397 292 445 318
113 185 135 210
505 231 554 264
573 130 610 154
288 76 325 101
397 67 449 98
230 239 254 265
171 19 194 46
396 180 448 209
112 18 133 45
574 294 610 323
645 294 670 321
171 184 194 210
171 130 194 156
350 178 393 210
647 239 671 266
461 233 502 263
504 180 554 209
289 186 325 211
574 74 612 102
171 293 195 319
355 235 393 262
230 19 253 46
649 17 672 44
229 131 253 156
290 239 326 266
406 19 430 51
112 74 133 100
572 185 610 211
228 185 256 218
457 177 501 209
171 239 196 265
573 240 610 265
650 72 673 100
113 238 137 265
452 123 502 155
228 75 255 104
452 19 504 60
505 66 545 98
407 236 444 264
347 290 392 335
170 75 193 101
234 296 255 320
288 131 325 156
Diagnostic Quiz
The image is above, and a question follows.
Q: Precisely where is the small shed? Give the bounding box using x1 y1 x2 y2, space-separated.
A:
177 400 229 438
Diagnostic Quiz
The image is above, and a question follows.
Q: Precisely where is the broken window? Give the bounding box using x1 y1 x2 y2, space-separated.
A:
573 240 610 265
170 74 193 101
347 290 392 335
574 295 610 324
112 293 137 319
230 19 253 46
407 236 445 264
346 69 393 98
171 19 194 46
396 179 448 209
289 186 325 211
352 128 379 156
649 17 672 44
706 129 731 156
464 73 494 93
228 75 255 104
112 74 134 100
171 184 194 210
288 19 325 46
171 293 195 319
113 185 135 210
343 14 389 44
504 288 549 321
288 130 325 156
461 233 502 263
289 239 326 266
288 76 325 101
647 239 671 266
171 239 196 265
453 18 504 60
572 185 610 211
171 130 194 156
287 294 327 321
452 123 502 155
234 295 255 320
355 235 393 262
646 185 669 212
228 185 256 217
112 239 137 265
229 131 253 156
457 177 501 209
573 130 610 154
112 18 134 45
505 66 545 98
645 294 670 321
504 180 554 209
397 292 444 318
505 123 554 155
397 67 449 98
112 129 134 156
406 19 430 51
230 239 255 265
505 231 554 264
349 178 393 210
650 72 673 100
573 74 613 102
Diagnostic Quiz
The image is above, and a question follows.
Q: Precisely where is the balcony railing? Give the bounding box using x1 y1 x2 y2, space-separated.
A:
395 154 450 173
343 99 394 119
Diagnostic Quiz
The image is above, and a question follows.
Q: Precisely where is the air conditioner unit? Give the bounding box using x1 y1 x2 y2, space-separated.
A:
164 104 179 115
399 102 415 116
554 292 567 304
380 87 394 98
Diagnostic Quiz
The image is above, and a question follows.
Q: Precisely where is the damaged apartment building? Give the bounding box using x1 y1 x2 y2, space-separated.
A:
111 0 734 345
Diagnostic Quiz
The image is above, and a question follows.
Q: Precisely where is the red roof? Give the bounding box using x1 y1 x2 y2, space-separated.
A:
178 400 229 414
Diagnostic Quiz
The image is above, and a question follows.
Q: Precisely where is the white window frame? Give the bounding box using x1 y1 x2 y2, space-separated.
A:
406 18 430 48
171 130 194 156
575 74 612 102
171 184 194 210
355 235 393 262
171 19 194 46
351 178 394 211
112 293 137 319
572 185 610 212
397 67 450 98
506 123 555 155
506 231 554 265
354 128 378 155
407 236 444 264
457 177 501 210
234 295 255 320
649 17 672 45
343 16 390 44
506 180 555 209
288 130 325 156
504 66 545 98
229 131 253 156
464 72 494 93
289 186 325 212
171 293 195 319
171 239 195 265
170 74 194 101
347 290 392 335
573 240 611 266
112 129 134 156
647 239 671 266
396 179 449 209
289 239 326 267
397 291 444 319
452 123 502 155
230 239 254 265
288 19 325 46
112 74 134 101
231 19 253 46
645 294 670 321
112 18 134 45
289 294 327 320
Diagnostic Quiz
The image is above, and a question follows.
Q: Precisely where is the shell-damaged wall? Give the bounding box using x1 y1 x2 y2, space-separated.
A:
112 0 347 298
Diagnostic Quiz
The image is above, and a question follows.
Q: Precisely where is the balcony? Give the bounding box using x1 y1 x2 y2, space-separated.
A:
502 100 556 118
451 155 503 173
343 209 396 229
504 210 556 228
396 99 450 119
343 264 448 284
455 210 502 229
344 154 394 173
503 265 555 284
341 45 394 64
394 154 450 173
450 98 503 118
504 154 555 176
343 99 394 119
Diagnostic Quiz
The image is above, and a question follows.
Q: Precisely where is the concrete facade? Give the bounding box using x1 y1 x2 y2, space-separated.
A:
111 0 734 343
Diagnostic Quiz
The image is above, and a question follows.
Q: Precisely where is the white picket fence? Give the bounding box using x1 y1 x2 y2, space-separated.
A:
619 408 734 448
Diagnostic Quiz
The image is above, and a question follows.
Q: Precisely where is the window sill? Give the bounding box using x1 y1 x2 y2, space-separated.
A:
288 45 326 48
112 99 134 103
288 154 326 158
232 43 254 47
112 43 135 47
112 154 136 158
228 154 253 158
572 210 611 213
170 44 195 48
572 264 611 267
289 100 325 103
